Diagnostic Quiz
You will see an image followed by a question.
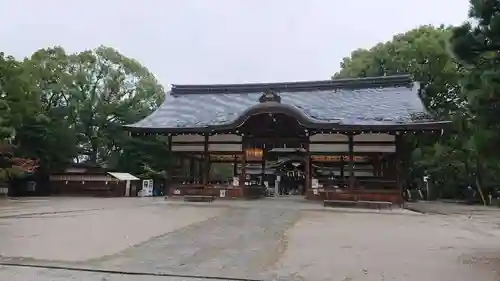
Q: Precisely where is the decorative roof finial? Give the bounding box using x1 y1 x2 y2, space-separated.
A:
259 90 281 103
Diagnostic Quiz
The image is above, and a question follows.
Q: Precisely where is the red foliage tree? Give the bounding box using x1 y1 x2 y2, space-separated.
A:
11 157 39 173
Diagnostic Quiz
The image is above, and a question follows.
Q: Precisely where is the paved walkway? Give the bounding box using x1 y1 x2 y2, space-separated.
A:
92 207 300 279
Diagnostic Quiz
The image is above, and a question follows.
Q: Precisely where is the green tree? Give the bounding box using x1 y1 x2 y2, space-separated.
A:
117 135 171 179
335 25 462 117
0 53 39 181
449 0 500 203
334 25 470 198
23 46 166 175
17 47 78 173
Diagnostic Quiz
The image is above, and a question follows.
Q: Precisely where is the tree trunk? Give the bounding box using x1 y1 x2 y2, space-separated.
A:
475 157 487 205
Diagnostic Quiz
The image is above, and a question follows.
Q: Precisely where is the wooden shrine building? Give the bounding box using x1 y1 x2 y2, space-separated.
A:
124 75 449 203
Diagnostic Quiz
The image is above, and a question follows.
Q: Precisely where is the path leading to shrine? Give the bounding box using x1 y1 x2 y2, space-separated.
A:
0 197 498 281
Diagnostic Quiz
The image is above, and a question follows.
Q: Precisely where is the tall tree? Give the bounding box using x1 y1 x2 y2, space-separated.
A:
24 46 165 168
18 47 78 172
335 25 462 117
0 53 39 181
449 0 500 203
0 53 18 181
335 25 470 198
21 46 169 179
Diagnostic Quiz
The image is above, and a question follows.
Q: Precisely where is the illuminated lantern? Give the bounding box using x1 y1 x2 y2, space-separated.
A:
245 148 263 159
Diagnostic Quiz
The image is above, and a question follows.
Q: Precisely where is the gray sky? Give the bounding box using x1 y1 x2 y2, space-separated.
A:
0 0 469 86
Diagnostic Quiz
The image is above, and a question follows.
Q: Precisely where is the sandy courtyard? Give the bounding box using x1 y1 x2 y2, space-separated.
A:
0 197 498 281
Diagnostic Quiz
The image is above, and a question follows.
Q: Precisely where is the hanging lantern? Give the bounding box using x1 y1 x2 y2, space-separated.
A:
245 148 263 159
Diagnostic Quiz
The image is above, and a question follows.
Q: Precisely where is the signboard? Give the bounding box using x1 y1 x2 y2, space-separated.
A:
232 177 239 187
311 155 369 162
275 177 280 197
312 178 319 189
27 181 36 192
220 190 226 198
140 179 153 197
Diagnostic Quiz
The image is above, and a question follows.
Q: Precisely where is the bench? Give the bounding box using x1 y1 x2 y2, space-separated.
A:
358 200 393 210
83 187 110 191
184 195 215 203
323 200 393 210
323 200 358 208
82 187 112 196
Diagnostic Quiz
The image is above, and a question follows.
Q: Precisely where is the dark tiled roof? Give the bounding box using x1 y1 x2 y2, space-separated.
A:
126 75 441 131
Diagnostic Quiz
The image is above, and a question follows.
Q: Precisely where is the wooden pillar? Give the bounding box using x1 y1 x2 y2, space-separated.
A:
304 141 311 193
189 157 195 181
340 156 345 178
240 137 247 195
395 133 403 202
233 155 238 177
383 157 388 178
166 135 172 196
202 134 209 187
260 147 266 185
348 134 355 190
197 159 203 183
373 154 381 177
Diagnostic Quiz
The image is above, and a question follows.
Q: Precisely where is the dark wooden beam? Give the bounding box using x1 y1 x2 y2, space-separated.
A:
260 147 266 185
240 136 247 190
340 156 344 178
395 134 404 202
189 158 195 180
348 134 355 190
233 156 238 177
305 141 311 194
202 134 209 186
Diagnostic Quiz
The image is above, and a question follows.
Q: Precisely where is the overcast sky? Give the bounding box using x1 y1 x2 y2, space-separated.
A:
0 0 469 86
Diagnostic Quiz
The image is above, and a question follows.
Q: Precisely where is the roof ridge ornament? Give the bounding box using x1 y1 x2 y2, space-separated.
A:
259 90 281 103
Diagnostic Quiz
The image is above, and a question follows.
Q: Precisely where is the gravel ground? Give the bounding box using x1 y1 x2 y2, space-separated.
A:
0 266 242 281
268 211 500 281
0 197 498 281
406 200 500 216
0 200 223 261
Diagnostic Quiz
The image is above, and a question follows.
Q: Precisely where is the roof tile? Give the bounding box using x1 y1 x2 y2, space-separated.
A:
126 76 436 130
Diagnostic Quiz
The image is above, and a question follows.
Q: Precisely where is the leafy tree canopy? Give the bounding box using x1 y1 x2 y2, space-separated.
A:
21 46 165 171
335 25 462 118
450 0 500 158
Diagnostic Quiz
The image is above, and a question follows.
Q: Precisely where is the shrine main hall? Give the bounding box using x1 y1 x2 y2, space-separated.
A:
125 75 448 204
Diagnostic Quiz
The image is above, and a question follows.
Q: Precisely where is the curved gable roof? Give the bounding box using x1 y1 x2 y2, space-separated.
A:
125 75 447 132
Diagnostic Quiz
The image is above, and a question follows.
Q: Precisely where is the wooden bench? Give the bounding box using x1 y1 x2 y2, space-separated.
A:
184 195 215 203
82 187 112 196
358 200 393 210
323 200 358 208
324 200 393 210
83 187 110 191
